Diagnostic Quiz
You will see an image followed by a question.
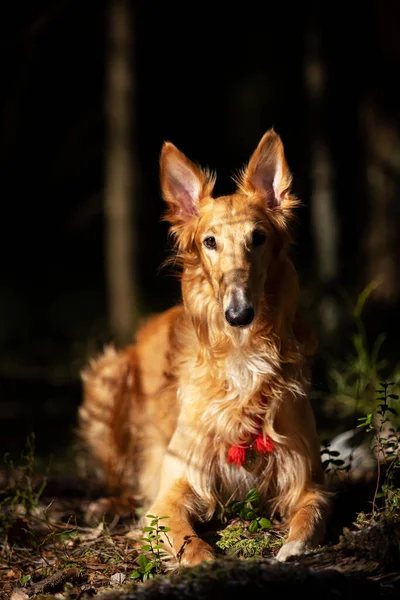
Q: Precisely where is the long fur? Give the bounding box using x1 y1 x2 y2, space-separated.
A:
79 129 331 565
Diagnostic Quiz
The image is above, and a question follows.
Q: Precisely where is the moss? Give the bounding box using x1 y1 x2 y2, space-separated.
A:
340 514 400 570
215 524 281 558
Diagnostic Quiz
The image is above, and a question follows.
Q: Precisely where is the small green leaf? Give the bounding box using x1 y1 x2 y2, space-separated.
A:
248 520 259 533
244 510 256 520
245 488 259 503
137 554 150 568
140 544 152 552
130 570 141 579
258 517 272 530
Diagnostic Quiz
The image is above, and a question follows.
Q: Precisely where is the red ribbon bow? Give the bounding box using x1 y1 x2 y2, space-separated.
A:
228 433 274 467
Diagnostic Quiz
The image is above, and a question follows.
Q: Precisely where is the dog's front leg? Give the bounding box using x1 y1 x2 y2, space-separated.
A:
276 487 330 561
144 477 215 567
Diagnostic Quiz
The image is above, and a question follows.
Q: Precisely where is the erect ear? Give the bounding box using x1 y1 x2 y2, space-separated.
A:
238 129 294 211
160 142 215 225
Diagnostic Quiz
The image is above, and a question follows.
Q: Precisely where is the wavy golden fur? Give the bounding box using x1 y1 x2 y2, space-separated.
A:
79 129 331 565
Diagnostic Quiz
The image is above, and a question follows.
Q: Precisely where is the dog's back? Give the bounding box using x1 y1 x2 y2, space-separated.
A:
80 306 182 502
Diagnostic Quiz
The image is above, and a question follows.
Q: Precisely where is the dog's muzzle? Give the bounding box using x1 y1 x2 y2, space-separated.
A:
224 288 255 327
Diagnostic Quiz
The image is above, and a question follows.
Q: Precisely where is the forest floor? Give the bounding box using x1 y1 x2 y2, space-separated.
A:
2 449 400 600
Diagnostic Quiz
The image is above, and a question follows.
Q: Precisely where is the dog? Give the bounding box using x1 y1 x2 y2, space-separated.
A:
79 129 332 566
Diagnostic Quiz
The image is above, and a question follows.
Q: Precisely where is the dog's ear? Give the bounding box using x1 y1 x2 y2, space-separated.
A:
160 142 215 225
238 129 295 212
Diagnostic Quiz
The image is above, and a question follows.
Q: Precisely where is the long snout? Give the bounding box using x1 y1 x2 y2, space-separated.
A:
224 288 254 327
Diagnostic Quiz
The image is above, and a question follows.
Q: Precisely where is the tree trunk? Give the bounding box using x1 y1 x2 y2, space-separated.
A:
104 0 139 344
304 25 340 339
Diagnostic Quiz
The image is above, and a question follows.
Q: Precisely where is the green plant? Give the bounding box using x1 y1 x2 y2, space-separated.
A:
219 488 272 533
322 282 400 423
130 515 171 581
19 574 31 586
216 523 277 558
1 432 48 517
358 381 400 517
216 488 283 558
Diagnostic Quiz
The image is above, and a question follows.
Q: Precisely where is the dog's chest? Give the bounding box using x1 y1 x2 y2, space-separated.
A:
224 349 274 394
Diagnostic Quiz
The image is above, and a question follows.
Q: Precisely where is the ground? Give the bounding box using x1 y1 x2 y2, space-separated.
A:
2 459 400 600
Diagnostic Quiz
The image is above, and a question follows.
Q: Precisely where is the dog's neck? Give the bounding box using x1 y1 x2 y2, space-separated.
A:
181 272 279 395
177 261 308 450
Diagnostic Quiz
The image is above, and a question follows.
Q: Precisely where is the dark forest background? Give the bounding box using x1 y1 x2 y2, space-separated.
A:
1 0 400 467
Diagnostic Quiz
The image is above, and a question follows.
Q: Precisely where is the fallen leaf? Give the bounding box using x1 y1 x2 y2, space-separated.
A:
10 589 29 600
7 569 17 578
110 572 126 586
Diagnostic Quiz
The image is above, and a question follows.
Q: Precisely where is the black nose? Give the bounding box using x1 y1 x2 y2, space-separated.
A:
225 305 255 327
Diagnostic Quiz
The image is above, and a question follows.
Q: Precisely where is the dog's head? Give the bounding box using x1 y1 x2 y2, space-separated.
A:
160 129 298 330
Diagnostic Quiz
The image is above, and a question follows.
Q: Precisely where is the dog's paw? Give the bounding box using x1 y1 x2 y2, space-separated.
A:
177 537 215 567
84 496 134 525
276 540 308 562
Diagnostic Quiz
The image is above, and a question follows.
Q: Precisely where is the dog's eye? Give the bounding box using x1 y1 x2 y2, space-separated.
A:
252 230 267 247
203 237 217 250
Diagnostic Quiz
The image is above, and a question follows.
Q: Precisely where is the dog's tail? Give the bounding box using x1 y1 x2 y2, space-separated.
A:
78 345 138 494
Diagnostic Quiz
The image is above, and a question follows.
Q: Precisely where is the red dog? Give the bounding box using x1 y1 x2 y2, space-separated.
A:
79 129 331 565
